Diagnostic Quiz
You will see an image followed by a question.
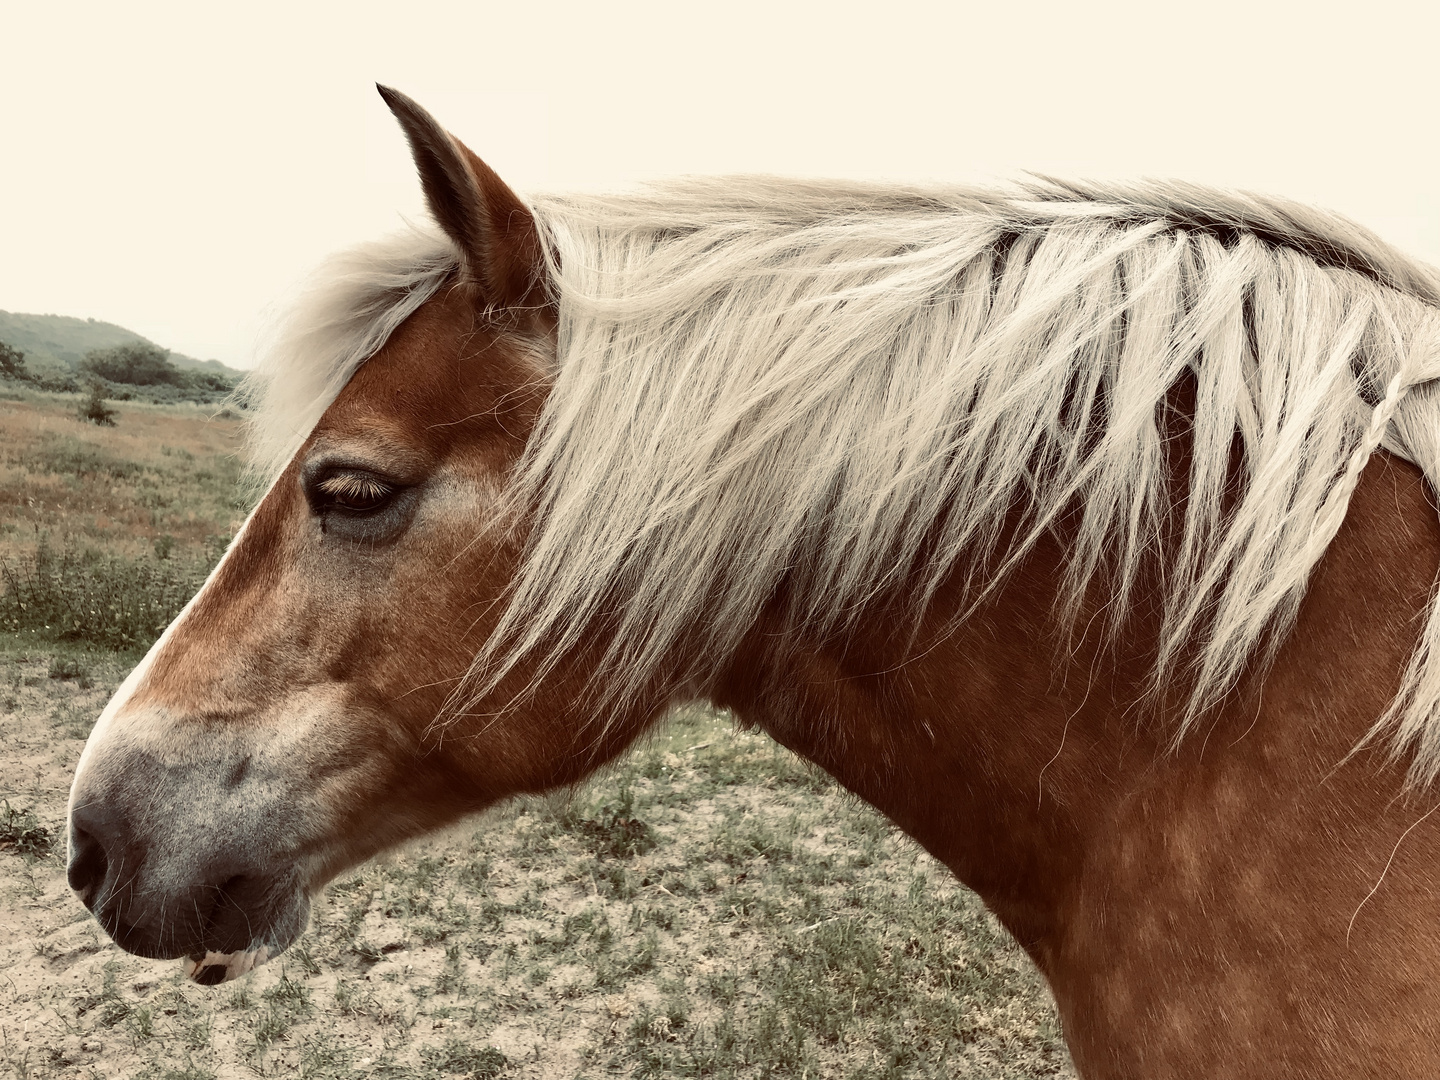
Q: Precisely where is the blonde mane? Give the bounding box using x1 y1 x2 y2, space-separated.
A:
248 177 1440 780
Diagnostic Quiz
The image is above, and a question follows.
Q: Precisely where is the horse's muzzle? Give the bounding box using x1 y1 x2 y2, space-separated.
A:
67 796 309 971
67 717 315 981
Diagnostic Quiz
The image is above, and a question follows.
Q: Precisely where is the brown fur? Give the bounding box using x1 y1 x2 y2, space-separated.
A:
716 450 1440 1078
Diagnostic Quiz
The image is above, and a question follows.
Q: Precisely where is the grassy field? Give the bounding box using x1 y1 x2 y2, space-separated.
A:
0 386 247 651
0 385 246 560
0 390 1075 1079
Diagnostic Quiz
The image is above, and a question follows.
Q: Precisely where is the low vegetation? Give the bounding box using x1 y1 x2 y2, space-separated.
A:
0 800 52 858
2 339 237 406
0 537 215 650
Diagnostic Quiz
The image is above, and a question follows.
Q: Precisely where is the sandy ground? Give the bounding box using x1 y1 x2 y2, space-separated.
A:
1 653 132 1078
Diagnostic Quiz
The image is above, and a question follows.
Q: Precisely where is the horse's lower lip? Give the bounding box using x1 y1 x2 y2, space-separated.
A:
90 873 309 970
194 879 309 972
100 909 189 961
203 873 279 953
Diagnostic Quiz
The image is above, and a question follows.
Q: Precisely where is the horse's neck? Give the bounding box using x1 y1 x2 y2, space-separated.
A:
716 517 1155 939
714 453 1440 1078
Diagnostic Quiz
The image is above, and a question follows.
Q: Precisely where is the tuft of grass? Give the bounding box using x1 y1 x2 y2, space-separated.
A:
251 1006 290 1049
419 1038 508 1078
0 801 52 858
434 942 470 997
250 973 314 1053
290 939 322 976
261 972 313 1016
47 655 90 684
296 1031 352 1075
708 810 796 867
126 1004 155 1043
73 961 132 1027
182 1013 212 1051
565 783 656 859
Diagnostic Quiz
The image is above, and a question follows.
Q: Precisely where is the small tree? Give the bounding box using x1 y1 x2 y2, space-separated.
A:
81 342 187 387
77 381 117 426
0 341 28 381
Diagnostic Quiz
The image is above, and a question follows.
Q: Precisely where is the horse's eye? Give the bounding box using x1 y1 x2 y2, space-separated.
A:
313 473 396 513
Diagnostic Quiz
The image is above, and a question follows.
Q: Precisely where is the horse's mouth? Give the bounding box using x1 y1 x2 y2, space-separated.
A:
86 868 309 983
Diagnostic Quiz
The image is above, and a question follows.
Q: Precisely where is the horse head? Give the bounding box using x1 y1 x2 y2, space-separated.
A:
64 89 625 984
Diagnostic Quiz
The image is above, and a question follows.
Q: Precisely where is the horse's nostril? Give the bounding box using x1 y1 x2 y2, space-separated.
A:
67 823 109 906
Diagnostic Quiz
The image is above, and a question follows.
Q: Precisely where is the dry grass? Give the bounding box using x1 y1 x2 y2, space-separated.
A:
0 391 248 653
0 387 247 564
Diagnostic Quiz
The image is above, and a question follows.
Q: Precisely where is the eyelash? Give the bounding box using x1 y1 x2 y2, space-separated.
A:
313 473 396 513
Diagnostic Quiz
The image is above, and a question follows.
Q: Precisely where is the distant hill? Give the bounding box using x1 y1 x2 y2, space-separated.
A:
0 311 244 384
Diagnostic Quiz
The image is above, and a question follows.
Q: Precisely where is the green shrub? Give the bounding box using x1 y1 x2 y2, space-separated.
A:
0 539 212 651
81 343 188 387
78 343 235 404
0 340 30 381
77 382 117 426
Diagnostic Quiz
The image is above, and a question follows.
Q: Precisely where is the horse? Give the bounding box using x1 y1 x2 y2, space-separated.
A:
65 86 1440 1078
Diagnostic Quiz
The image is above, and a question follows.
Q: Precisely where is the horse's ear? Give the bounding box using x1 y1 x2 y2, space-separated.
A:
377 85 545 310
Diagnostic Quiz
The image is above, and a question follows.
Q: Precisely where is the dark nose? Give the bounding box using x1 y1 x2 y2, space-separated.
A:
67 813 111 908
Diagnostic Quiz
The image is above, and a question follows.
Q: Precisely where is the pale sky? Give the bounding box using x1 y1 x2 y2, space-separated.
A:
4 0 1437 369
